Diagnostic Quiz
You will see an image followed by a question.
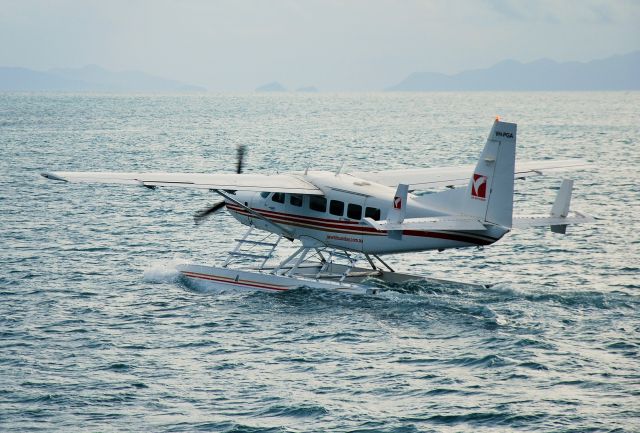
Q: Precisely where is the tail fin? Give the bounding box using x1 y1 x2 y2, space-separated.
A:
385 183 408 239
550 179 573 234
462 118 516 228
387 183 409 224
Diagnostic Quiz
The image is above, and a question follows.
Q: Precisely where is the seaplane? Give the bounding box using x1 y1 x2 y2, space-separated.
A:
42 118 595 295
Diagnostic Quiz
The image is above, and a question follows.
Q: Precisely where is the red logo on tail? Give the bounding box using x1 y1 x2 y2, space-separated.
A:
471 174 488 199
393 196 402 209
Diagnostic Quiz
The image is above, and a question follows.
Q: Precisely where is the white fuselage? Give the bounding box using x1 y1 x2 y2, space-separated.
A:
224 171 508 255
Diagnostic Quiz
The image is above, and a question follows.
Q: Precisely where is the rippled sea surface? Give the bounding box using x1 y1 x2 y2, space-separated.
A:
1 92 639 432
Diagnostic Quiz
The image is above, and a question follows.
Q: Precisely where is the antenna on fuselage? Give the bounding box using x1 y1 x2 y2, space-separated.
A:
335 161 345 176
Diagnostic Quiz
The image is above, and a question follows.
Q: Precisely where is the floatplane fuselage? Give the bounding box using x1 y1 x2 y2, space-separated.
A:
225 171 508 255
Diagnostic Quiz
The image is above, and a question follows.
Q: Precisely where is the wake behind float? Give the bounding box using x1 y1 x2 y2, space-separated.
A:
42 118 595 294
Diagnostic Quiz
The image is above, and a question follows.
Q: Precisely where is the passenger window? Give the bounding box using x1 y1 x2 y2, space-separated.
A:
329 200 344 216
365 207 381 221
290 194 303 207
271 192 285 204
260 191 270 198
347 203 362 220
309 196 327 213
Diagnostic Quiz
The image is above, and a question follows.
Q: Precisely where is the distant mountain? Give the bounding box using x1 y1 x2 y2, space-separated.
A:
388 51 640 91
255 81 286 92
0 65 206 92
0 67 86 91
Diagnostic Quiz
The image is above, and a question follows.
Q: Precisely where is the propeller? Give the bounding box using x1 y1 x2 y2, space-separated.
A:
193 200 227 224
236 144 246 176
194 145 246 225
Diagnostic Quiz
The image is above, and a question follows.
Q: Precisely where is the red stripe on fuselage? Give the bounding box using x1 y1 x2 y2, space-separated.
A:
402 229 493 245
225 203 497 245
227 205 383 236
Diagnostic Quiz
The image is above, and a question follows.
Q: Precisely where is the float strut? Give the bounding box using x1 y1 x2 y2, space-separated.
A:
364 254 378 270
285 248 310 277
373 254 395 272
273 246 305 274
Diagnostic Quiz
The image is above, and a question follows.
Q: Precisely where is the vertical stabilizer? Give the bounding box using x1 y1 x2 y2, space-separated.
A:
550 179 573 234
387 183 409 224
386 183 408 240
463 119 516 228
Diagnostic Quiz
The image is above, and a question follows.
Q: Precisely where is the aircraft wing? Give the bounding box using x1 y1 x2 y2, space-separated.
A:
363 216 488 232
350 159 590 190
41 171 323 195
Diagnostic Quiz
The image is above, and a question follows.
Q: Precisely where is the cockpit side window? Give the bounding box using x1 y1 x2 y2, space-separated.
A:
271 192 285 204
290 194 303 207
260 192 270 198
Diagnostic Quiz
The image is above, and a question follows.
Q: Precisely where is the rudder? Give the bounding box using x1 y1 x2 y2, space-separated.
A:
463 118 516 228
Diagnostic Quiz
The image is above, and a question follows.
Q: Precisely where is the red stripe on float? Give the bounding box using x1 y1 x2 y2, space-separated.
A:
182 271 290 291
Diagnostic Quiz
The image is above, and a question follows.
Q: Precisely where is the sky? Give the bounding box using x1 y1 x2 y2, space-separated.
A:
1 0 639 91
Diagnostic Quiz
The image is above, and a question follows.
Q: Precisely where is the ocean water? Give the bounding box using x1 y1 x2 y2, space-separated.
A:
1 92 639 432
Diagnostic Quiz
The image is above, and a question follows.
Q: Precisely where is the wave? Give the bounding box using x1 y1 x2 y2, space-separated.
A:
142 259 188 284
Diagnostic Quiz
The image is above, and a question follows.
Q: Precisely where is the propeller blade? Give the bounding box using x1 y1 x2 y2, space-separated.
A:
195 145 246 225
236 145 246 174
194 200 226 225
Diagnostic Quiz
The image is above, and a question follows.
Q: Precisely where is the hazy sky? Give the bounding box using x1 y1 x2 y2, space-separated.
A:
1 0 639 91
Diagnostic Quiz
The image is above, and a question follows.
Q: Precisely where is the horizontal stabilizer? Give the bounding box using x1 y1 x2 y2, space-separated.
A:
41 171 323 195
363 216 488 232
512 179 595 232
512 212 596 229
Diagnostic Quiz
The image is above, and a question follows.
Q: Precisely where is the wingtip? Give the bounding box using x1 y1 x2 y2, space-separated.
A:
41 172 68 182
